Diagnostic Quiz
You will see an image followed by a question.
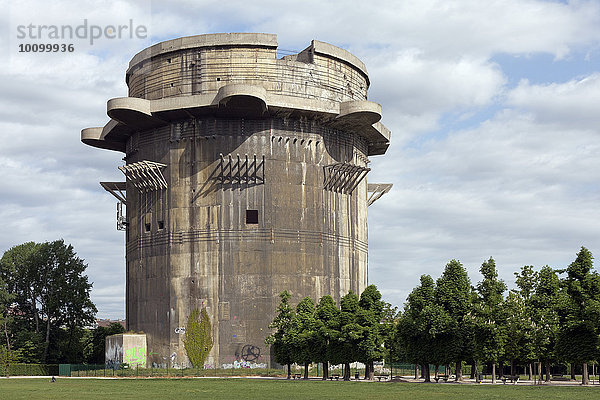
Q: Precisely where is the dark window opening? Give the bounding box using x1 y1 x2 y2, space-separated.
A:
216 77 221 81
246 210 259 224
158 221 165 230
145 223 151 232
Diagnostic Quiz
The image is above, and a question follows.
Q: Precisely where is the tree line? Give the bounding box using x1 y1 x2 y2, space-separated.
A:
266 285 393 380
395 247 600 384
0 240 116 371
268 247 600 384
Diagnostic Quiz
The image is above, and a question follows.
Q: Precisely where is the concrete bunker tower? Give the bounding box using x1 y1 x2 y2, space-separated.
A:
83 33 391 367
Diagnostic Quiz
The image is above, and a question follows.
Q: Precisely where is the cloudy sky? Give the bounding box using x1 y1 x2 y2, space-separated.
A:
1 0 599 318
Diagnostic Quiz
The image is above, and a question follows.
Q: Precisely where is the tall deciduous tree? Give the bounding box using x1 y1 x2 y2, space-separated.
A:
503 290 530 377
0 275 16 377
314 295 339 380
398 275 449 382
514 265 538 378
291 297 317 379
556 247 600 385
333 291 361 380
474 257 506 384
0 240 97 363
265 290 295 379
436 259 472 381
530 266 562 381
357 285 386 380
381 302 400 372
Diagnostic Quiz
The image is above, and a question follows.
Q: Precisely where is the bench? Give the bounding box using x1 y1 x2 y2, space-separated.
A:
375 375 389 381
434 375 449 382
292 373 303 380
551 374 570 381
501 375 519 384
328 374 341 380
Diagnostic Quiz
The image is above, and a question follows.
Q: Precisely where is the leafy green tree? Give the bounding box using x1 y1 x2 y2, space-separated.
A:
183 307 213 368
514 265 538 379
314 295 339 380
530 266 562 381
332 291 361 380
265 290 295 379
556 247 600 384
0 242 41 337
357 285 386 379
435 259 473 381
381 302 400 370
0 344 19 378
503 290 531 376
474 257 506 383
515 265 537 302
398 275 450 382
290 297 317 379
0 240 97 363
0 275 16 377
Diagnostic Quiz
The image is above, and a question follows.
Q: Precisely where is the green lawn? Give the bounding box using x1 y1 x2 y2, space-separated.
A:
0 378 599 400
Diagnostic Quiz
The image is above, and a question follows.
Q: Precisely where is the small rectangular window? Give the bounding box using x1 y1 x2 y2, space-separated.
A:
145 223 151 232
246 210 258 224
158 221 165 230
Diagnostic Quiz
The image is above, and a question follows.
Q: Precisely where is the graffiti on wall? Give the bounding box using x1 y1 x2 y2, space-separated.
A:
235 344 261 362
124 346 146 366
224 343 264 368
105 340 123 370
221 360 267 369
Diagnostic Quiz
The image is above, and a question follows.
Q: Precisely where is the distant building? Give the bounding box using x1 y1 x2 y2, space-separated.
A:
95 319 126 329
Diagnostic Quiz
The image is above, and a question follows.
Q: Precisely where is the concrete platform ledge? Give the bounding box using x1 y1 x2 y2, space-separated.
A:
81 127 103 141
214 84 268 110
337 100 382 126
107 97 155 127
108 97 151 117
81 126 124 151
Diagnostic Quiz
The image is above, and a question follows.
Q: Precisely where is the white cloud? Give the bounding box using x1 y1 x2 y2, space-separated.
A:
368 106 600 307
148 0 600 59
368 50 506 120
506 73 600 129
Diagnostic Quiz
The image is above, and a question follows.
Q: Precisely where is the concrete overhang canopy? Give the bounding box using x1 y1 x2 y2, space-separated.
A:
81 126 125 152
107 97 165 129
331 100 382 129
83 94 391 155
213 84 268 117
150 94 216 120
361 122 391 156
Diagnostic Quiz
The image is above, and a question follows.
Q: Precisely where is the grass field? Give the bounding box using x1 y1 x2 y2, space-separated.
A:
1 378 600 400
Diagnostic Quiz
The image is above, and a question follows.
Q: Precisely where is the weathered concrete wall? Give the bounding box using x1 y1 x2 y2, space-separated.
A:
125 118 369 367
126 33 369 103
83 33 390 369
105 333 147 368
